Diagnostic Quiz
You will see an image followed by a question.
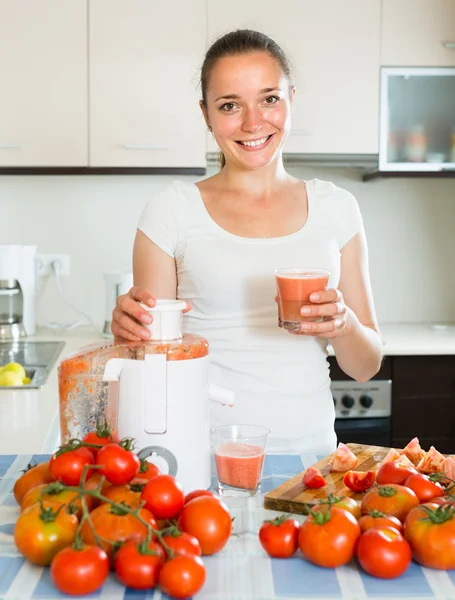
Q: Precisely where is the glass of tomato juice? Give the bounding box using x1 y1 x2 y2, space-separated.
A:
275 268 330 332
211 424 271 498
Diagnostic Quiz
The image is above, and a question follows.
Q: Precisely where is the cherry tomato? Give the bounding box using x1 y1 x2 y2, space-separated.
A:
14 501 78 566
97 443 140 485
358 510 403 534
13 461 53 504
137 459 161 481
361 484 419 522
376 461 418 486
259 515 300 558
83 423 119 458
404 473 445 503
343 470 376 493
302 467 326 489
114 539 165 589
140 475 185 520
51 544 109 595
158 555 206 599
178 496 232 555
161 531 202 557
184 489 216 504
299 506 360 568
357 527 412 578
49 447 94 486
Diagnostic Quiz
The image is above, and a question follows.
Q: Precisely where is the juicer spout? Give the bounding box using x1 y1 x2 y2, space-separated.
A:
208 383 235 406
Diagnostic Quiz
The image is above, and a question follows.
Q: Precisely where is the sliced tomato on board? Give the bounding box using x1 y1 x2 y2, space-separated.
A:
343 470 376 493
417 446 446 474
401 437 425 466
302 467 326 489
329 443 359 472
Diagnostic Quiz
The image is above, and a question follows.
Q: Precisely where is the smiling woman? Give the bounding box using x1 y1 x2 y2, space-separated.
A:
111 29 383 455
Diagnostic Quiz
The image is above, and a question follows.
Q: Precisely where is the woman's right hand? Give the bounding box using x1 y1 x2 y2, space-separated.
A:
111 286 157 342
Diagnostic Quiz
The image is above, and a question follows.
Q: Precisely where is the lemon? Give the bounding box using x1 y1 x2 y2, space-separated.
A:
2 362 26 381
23 377 31 385
0 371 23 386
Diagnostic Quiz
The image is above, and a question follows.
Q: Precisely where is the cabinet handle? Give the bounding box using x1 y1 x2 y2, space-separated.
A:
442 42 455 49
0 144 21 149
123 144 168 150
291 129 313 136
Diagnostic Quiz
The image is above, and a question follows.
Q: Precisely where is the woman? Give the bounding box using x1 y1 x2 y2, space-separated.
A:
112 30 383 455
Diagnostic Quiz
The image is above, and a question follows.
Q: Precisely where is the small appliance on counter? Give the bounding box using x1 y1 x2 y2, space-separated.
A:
0 245 37 340
102 271 133 337
58 300 234 491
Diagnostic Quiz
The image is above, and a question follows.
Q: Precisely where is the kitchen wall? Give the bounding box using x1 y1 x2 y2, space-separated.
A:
1 168 454 330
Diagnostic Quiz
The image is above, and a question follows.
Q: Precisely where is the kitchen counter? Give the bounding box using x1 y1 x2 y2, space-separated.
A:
0 322 454 457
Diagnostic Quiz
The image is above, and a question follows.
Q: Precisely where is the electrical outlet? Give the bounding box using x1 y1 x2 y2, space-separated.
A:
36 253 71 277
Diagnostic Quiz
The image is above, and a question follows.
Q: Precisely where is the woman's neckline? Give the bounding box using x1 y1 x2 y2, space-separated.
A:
190 179 313 244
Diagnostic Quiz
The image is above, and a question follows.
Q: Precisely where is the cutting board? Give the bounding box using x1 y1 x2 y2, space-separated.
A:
264 443 391 515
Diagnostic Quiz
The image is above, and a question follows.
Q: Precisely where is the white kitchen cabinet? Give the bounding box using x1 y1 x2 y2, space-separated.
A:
207 0 380 155
89 0 206 168
0 0 88 167
381 0 455 67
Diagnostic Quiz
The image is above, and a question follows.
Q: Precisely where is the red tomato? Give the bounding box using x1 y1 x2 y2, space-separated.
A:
302 467 326 489
96 443 140 485
343 470 376 492
161 531 202 557
178 496 232 555
140 475 185 520
83 425 119 458
431 493 455 507
158 555 206 599
184 489 216 504
358 511 403 534
83 472 112 508
361 484 419 522
299 506 360 568
376 461 418 486
404 502 455 569
51 544 109 595
13 461 53 504
357 527 412 578
404 473 445 503
14 501 79 566
312 493 361 520
114 539 165 589
137 459 161 482
49 447 94 486
259 515 300 558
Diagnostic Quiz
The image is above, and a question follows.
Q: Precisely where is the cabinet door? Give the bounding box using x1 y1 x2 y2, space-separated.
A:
89 0 206 168
0 0 88 166
207 0 380 154
382 0 455 67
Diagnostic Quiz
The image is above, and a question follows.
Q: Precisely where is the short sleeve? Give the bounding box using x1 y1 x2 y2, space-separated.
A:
137 183 180 257
332 185 364 249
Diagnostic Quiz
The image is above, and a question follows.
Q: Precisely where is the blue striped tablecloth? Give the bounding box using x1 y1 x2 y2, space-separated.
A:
1 453 455 600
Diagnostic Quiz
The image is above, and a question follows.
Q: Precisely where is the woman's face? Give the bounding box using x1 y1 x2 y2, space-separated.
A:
202 52 294 170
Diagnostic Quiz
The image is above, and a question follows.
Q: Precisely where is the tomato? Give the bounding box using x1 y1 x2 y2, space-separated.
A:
83 422 119 457
361 484 419 522
14 501 78 566
184 489 216 504
161 531 202 557
302 467 326 489
102 480 147 509
299 506 360 568
358 510 403 534
114 539 165 589
343 470 376 493
13 461 53 504
312 493 361 520
51 544 109 595
49 447 94 486
137 458 161 482
83 472 112 508
178 496 232 555
96 443 140 486
80 503 157 559
158 555 206 599
431 493 455 507
376 461 418 486
259 515 300 558
357 527 412 578
404 502 455 569
404 473 445 503
141 475 185 520
21 482 94 518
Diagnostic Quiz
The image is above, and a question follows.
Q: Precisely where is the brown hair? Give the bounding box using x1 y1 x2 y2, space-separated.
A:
200 30 293 169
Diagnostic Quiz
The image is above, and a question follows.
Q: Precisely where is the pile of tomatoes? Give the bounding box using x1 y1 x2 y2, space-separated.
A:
12 428 232 599
259 458 455 578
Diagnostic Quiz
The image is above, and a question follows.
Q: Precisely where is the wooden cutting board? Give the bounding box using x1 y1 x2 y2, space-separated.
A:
264 443 391 515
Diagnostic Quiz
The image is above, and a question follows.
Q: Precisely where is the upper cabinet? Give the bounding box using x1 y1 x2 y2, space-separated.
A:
0 0 88 166
89 0 206 168
381 0 455 67
207 0 381 155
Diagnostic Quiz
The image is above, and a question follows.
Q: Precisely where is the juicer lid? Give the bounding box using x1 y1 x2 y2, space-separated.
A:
140 299 187 341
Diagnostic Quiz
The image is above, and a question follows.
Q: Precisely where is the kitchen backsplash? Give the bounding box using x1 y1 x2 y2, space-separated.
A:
1 167 454 330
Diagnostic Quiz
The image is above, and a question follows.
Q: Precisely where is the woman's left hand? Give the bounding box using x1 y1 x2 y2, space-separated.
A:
291 288 349 339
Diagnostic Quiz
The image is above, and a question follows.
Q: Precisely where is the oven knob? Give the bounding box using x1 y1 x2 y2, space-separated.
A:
360 394 373 408
341 394 355 409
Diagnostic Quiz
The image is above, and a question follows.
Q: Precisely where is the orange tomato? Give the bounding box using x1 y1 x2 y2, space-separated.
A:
13 462 53 504
21 482 95 518
102 480 147 509
361 484 419 522
312 494 361 520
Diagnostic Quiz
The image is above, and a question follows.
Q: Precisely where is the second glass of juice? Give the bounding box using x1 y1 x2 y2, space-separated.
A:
211 424 271 497
275 268 330 332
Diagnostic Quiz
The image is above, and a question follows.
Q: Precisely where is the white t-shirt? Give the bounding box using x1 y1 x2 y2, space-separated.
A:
138 179 364 455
